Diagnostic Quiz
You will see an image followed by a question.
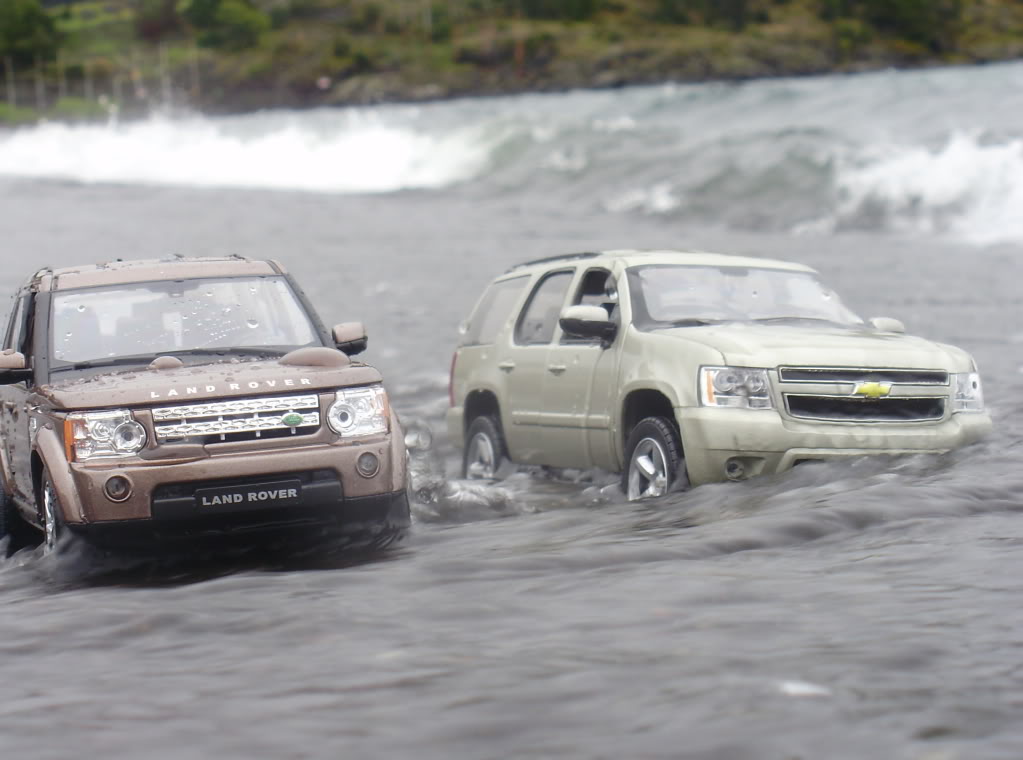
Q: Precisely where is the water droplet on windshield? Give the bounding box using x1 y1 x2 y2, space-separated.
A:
222 307 232 315
249 286 257 294
205 291 213 297
64 332 72 338
246 319 259 329
76 304 85 312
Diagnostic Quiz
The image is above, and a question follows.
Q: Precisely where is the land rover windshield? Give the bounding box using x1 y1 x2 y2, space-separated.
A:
627 265 864 329
50 276 321 371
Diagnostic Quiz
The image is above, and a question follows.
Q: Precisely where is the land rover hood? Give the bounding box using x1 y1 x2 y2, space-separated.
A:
658 323 971 371
40 358 383 411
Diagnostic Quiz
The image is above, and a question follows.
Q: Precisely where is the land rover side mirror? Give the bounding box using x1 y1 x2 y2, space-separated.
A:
0 351 30 384
333 322 368 356
560 305 617 343
869 317 906 334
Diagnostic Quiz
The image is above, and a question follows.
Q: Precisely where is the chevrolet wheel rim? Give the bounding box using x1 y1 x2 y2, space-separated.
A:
628 437 669 500
466 432 497 479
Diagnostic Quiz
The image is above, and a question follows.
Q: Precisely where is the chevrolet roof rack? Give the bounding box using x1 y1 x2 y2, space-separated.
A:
505 252 600 273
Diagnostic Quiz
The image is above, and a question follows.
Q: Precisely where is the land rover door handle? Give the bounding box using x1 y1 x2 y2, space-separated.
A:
547 364 567 375
498 361 516 373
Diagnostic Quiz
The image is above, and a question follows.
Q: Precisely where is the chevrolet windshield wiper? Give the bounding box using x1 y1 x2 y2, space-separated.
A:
752 316 844 325
665 318 724 327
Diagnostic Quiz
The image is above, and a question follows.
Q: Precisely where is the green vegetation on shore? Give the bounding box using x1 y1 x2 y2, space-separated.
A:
2 0 1023 122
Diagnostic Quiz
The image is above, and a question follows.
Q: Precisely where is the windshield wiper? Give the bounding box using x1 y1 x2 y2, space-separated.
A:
51 347 290 372
51 354 160 372
752 316 845 325
162 347 289 357
664 318 725 327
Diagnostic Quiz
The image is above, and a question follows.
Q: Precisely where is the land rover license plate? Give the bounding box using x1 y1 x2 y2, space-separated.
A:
196 480 303 508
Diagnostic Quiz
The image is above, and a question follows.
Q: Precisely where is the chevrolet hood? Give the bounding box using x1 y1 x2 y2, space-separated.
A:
40 357 383 411
658 322 972 371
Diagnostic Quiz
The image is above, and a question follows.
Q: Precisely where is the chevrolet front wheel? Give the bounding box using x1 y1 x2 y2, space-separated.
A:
623 417 687 501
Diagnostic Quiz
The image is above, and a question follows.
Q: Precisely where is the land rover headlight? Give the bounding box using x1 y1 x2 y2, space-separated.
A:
952 372 984 413
327 385 389 437
65 410 148 461
700 367 773 409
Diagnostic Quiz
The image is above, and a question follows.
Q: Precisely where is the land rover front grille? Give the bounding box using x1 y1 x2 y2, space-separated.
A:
152 394 320 444
786 395 946 422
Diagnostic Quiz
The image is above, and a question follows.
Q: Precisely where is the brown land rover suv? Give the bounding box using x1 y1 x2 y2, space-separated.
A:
0 256 409 553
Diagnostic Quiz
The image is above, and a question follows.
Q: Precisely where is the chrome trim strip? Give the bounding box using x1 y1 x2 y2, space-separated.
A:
778 367 949 385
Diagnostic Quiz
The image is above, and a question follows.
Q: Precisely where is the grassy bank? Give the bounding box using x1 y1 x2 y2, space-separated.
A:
2 0 1023 122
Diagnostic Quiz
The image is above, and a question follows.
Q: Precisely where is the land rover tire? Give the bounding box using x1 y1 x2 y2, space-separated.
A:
623 416 688 501
39 469 68 554
0 479 12 541
462 415 509 480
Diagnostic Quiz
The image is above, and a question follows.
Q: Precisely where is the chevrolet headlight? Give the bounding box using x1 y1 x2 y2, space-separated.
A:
700 367 773 409
65 410 147 461
952 372 984 413
327 385 389 437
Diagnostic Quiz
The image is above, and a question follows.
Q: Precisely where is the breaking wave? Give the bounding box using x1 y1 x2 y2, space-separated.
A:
2 62 1023 243
0 109 498 193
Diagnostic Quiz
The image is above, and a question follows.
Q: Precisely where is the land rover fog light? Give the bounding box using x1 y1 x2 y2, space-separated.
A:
356 452 380 478
104 476 132 502
327 385 389 437
725 458 746 481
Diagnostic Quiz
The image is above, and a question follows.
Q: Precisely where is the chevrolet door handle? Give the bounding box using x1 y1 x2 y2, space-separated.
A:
547 364 567 375
498 361 516 373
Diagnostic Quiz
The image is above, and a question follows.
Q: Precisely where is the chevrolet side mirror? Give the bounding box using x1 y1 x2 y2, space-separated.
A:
0 350 30 384
333 322 368 356
559 305 617 343
869 317 906 334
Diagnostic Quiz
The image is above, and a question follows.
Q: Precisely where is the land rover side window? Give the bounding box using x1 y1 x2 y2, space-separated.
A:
514 271 573 345
3 294 28 352
561 268 618 344
463 276 529 346
49 276 321 367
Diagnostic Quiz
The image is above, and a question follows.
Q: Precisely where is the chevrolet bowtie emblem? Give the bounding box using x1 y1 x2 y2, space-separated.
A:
852 381 892 398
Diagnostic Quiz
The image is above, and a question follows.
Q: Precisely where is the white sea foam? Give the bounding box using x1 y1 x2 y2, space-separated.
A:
0 111 494 193
834 133 1023 245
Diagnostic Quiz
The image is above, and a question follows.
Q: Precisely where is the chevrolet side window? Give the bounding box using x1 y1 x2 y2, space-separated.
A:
562 269 618 344
514 271 573 346
463 276 529 346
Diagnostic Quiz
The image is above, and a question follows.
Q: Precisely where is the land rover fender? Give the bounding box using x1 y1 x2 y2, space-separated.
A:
33 425 85 524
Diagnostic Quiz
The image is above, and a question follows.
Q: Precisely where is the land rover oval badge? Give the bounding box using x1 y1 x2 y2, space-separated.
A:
282 412 304 428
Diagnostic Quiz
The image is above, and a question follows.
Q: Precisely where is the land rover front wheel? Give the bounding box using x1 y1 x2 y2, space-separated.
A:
40 470 68 554
462 415 509 480
623 417 687 501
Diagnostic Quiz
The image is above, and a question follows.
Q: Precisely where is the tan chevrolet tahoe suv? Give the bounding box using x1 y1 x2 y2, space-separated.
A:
447 250 992 500
0 256 409 553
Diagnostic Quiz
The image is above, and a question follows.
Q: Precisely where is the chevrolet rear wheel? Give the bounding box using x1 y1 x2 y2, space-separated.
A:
623 417 687 501
462 415 509 480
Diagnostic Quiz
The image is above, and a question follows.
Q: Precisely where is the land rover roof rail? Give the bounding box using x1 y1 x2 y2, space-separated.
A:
505 251 600 273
